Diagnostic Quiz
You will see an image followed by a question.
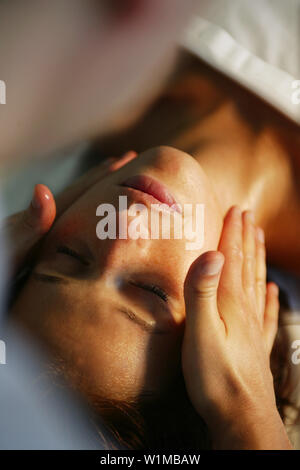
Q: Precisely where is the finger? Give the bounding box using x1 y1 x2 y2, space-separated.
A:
263 283 280 354
23 184 56 235
184 251 225 335
108 151 138 171
5 184 56 272
242 211 256 297
218 206 243 291
255 227 267 325
55 151 138 217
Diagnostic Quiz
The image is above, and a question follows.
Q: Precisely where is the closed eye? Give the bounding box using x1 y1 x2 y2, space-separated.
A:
129 280 169 302
57 246 90 266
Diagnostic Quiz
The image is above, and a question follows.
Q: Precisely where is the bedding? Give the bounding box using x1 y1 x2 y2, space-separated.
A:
181 0 300 124
182 1 300 447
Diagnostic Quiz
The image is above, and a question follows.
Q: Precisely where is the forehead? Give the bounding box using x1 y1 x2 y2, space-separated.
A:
12 271 183 400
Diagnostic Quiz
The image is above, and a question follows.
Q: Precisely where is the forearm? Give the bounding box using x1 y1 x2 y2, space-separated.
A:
209 406 293 450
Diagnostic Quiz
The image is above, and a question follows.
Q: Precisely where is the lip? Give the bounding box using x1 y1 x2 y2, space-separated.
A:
120 175 181 213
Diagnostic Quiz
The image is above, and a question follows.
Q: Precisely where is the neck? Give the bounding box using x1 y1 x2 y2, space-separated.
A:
97 54 300 274
162 58 295 226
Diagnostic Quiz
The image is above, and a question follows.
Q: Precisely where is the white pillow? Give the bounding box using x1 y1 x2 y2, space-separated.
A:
181 2 300 448
181 0 300 124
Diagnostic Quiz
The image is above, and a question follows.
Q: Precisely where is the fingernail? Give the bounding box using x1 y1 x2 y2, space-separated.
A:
257 227 265 243
270 283 279 296
125 150 137 157
196 255 224 276
31 187 41 212
232 206 242 217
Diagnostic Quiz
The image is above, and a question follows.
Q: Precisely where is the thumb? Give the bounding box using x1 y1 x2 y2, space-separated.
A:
6 184 56 272
184 251 225 331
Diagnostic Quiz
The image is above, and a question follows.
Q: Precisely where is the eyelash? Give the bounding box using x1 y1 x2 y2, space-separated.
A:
130 281 168 302
57 246 168 302
57 246 90 266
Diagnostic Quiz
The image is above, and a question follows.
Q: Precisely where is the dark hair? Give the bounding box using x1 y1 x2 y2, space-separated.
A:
92 296 300 451
9 262 299 449
91 373 212 450
89 333 299 450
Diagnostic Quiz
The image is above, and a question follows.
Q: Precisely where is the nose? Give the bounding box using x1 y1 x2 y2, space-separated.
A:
95 228 151 273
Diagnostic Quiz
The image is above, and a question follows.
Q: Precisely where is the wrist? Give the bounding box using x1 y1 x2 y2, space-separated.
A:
207 402 292 450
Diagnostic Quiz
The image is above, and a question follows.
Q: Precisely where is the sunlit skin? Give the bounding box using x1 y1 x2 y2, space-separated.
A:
98 54 300 273
11 146 223 403
11 55 300 412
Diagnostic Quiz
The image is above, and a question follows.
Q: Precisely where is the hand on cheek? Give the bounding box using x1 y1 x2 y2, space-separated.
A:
182 206 292 449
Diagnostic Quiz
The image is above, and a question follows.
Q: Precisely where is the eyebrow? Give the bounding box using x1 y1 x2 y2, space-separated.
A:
117 306 168 335
32 272 169 335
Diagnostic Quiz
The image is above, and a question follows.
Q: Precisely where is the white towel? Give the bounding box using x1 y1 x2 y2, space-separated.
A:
181 1 300 447
181 0 300 124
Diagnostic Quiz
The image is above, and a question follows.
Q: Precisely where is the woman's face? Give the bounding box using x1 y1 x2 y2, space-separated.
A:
12 146 222 403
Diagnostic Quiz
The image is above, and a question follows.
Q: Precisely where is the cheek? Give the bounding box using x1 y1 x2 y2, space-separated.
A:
54 213 87 240
203 211 222 251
